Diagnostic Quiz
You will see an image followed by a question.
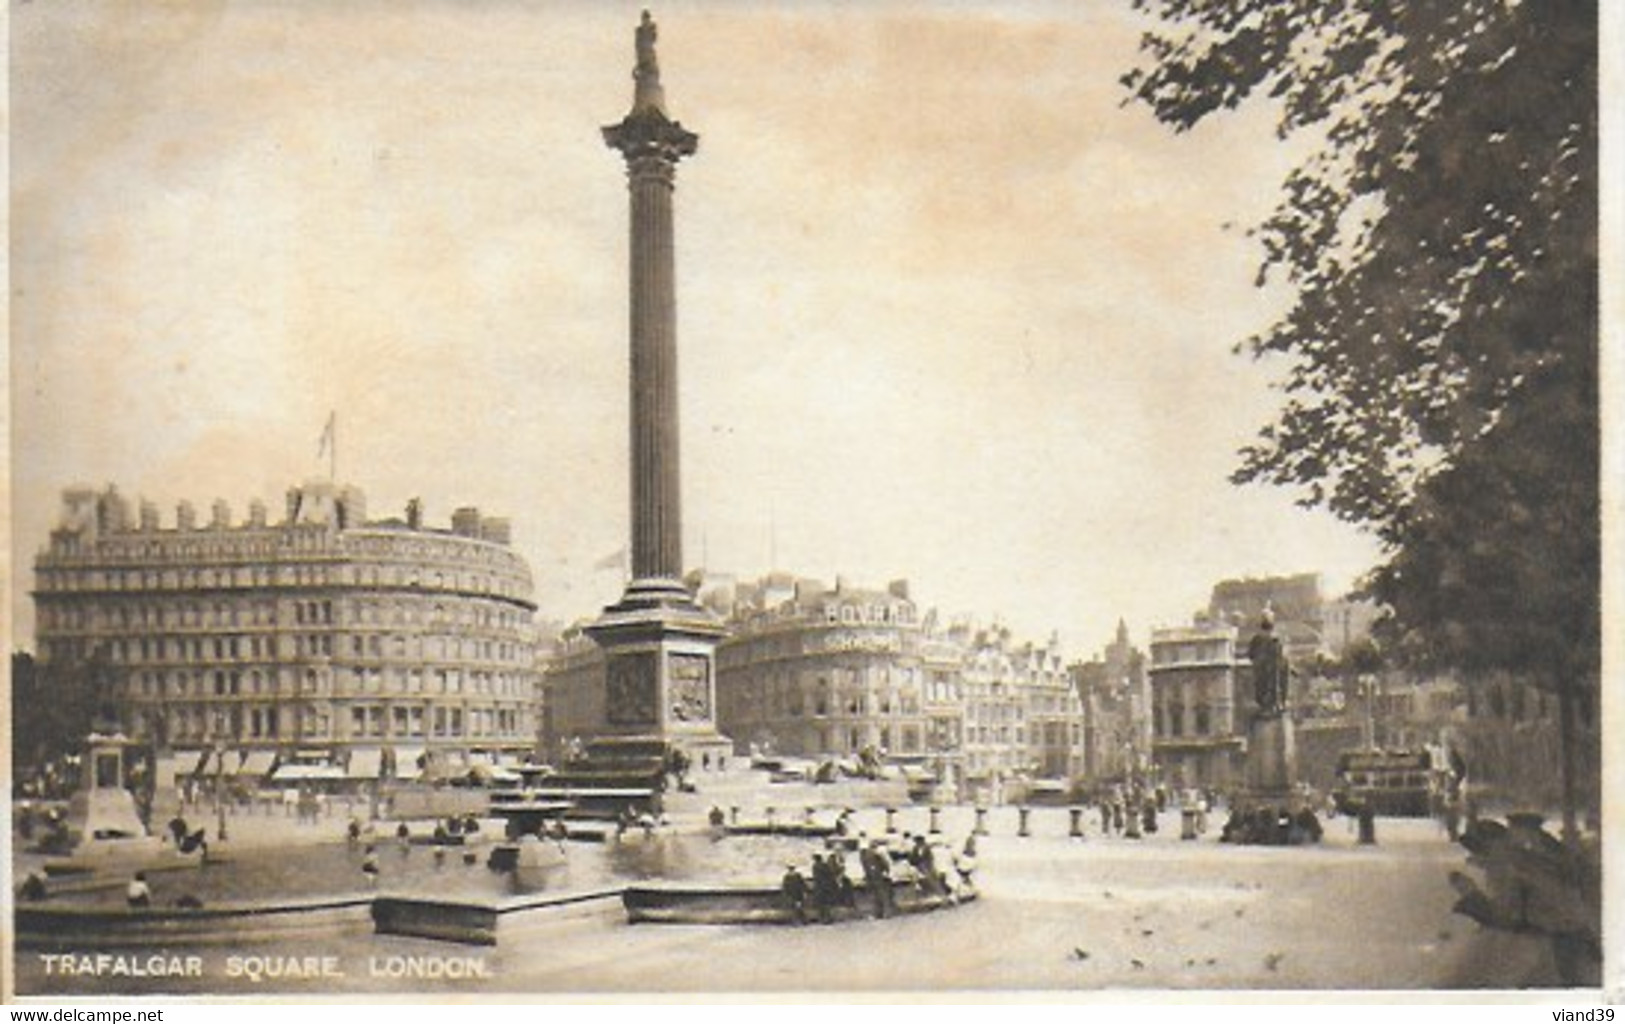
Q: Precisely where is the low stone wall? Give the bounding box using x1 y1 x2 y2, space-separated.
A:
372 889 625 945
386 787 489 821
16 896 376 950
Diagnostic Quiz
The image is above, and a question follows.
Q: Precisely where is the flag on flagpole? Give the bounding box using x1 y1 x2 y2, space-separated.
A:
317 412 336 459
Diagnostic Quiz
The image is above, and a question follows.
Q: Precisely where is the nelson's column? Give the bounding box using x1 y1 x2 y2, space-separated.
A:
584 11 730 766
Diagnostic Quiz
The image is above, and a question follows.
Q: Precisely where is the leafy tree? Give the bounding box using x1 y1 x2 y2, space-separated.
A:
10 650 107 781
1122 1 1598 841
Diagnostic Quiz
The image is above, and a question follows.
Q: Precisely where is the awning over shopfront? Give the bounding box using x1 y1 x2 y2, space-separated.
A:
394 747 425 780
347 749 383 780
270 764 347 783
237 750 277 778
416 749 466 781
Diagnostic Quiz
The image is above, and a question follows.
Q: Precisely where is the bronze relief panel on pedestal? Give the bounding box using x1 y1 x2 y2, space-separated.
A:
605 652 659 726
668 652 711 723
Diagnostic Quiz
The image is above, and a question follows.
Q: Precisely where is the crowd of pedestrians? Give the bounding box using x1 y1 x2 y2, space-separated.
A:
779 830 976 924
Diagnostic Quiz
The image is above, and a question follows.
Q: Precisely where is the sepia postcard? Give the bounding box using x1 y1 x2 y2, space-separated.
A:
5 0 1617 1004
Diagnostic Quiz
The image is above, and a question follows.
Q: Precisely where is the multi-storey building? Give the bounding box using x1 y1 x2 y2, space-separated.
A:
32 482 541 778
711 577 929 761
1147 620 1245 788
958 626 1081 798
542 570 1087 795
1021 639 1082 779
537 623 607 763
918 624 967 794
1071 619 1149 783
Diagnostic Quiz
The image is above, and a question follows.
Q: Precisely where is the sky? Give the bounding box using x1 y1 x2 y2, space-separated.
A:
9 0 1386 658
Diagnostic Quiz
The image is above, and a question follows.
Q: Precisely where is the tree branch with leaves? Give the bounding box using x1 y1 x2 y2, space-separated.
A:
1122 0 1598 841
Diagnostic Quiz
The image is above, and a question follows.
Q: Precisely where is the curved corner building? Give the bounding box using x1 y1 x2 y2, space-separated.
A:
31 481 540 776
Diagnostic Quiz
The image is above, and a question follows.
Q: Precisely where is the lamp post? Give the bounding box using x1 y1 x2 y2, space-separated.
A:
213 734 229 842
1358 673 1378 751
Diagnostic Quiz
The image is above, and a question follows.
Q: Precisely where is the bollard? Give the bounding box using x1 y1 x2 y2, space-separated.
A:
729 805 739 825
974 806 990 837
1069 806 1084 838
1358 803 1377 845
804 806 816 825
928 806 942 835
1017 805 1031 838
1181 807 1199 840
885 807 898 834
1124 805 1142 839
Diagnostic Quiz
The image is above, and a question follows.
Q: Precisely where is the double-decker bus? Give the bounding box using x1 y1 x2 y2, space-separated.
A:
1332 748 1447 817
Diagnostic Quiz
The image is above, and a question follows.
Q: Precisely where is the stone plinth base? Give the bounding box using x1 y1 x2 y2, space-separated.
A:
64 787 152 849
1223 715 1320 845
1217 801 1323 846
1244 714 1298 797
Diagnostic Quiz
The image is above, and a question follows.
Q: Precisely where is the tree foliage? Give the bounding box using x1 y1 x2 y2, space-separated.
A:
1123 0 1598 686
10 651 106 774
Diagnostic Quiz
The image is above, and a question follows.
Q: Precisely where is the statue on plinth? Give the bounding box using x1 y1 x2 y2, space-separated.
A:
1247 611 1290 718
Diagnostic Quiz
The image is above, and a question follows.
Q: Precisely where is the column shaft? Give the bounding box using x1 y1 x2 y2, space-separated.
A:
627 156 683 581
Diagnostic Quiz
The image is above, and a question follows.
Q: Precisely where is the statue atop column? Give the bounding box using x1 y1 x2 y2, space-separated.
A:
636 11 659 81
1247 610 1290 718
631 10 667 115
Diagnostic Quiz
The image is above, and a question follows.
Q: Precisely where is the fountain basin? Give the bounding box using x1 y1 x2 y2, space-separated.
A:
16 895 374 950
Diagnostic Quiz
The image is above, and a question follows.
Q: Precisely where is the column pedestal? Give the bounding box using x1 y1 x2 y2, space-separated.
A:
584 583 731 767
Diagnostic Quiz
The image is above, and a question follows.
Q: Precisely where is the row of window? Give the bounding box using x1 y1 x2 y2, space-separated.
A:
730 690 926 719
86 630 528 668
965 725 1023 747
720 634 919 668
964 751 1027 774
142 703 285 741
342 533 521 567
121 666 534 700
734 600 919 630
326 633 526 664
134 702 531 743
347 704 527 739
963 670 1069 690
337 666 532 698
1151 640 1235 666
967 701 1028 724
964 723 1078 750
40 594 530 633
36 558 529 601
782 724 922 756
717 665 920 695
1153 701 1225 738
